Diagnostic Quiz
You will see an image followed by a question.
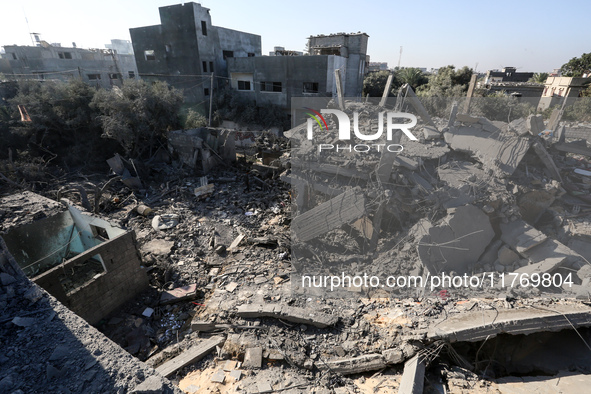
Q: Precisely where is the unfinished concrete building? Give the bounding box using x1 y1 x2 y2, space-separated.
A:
538 76 591 110
227 33 369 110
0 192 148 325
1 39 138 88
129 2 261 104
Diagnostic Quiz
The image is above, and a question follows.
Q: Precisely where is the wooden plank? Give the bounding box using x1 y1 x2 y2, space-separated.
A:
155 336 225 377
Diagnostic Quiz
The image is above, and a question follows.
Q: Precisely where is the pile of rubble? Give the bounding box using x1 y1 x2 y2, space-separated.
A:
2 93 591 393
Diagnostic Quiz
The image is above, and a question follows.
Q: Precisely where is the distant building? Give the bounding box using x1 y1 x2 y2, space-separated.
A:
227 32 369 109
538 76 591 111
367 62 388 73
105 39 134 55
268 46 304 57
0 38 138 88
484 67 534 84
129 2 261 104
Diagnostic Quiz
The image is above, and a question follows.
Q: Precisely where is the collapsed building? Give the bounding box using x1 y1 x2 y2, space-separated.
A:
3 85 591 392
0 191 148 324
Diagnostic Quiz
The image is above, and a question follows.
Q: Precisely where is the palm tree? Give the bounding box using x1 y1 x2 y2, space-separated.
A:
529 72 549 84
398 67 426 89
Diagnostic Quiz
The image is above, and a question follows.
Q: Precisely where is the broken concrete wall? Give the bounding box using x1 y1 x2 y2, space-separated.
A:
168 128 236 174
444 126 530 176
1 211 83 276
33 231 148 324
67 205 127 250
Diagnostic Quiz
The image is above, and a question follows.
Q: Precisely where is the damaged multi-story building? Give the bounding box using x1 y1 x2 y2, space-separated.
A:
129 2 368 111
227 32 369 109
0 37 139 88
129 2 262 104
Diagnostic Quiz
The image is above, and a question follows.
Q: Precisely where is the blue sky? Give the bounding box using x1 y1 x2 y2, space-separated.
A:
0 0 588 73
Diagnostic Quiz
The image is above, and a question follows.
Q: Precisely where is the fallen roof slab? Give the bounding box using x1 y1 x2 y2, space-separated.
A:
427 304 591 343
155 336 226 377
444 126 530 176
236 303 338 328
315 354 386 375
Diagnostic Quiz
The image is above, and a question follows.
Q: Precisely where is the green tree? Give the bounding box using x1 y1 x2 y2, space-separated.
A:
529 72 549 84
415 66 473 117
417 65 473 97
471 91 534 122
398 67 428 90
184 109 208 129
362 70 399 97
9 79 103 164
91 79 183 158
561 53 591 77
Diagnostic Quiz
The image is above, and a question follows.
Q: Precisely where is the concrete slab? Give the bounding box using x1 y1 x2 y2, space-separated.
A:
496 371 591 394
155 336 225 377
398 354 425 394
500 220 547 254
236 303 338 328
526 114 545 135
416 205 495 274
501 219 584 274
444 126 530 176
142 239 174 256
315 354 386 375
242 347 262 369
427 304 591 342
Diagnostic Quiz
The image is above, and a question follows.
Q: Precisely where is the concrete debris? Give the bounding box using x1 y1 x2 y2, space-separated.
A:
532 140 563 182
141 239 174 256
152 214 179 231
155 336 226 377
160 284 197 305
554 141 591 157
5 94 591 394
428 304 591 342
210 370 225 383
316 354 386 375
444 126 530 176
517 189 555 224
501 219 585 275
194 183 214 198
415 204 495 274
106 153 142 190
243 347 263 369
398 354 425 394
292 187 365 242
526 114 545 135
236 302 338 328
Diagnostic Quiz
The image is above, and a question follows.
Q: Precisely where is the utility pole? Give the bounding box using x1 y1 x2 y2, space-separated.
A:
208 72 214 127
